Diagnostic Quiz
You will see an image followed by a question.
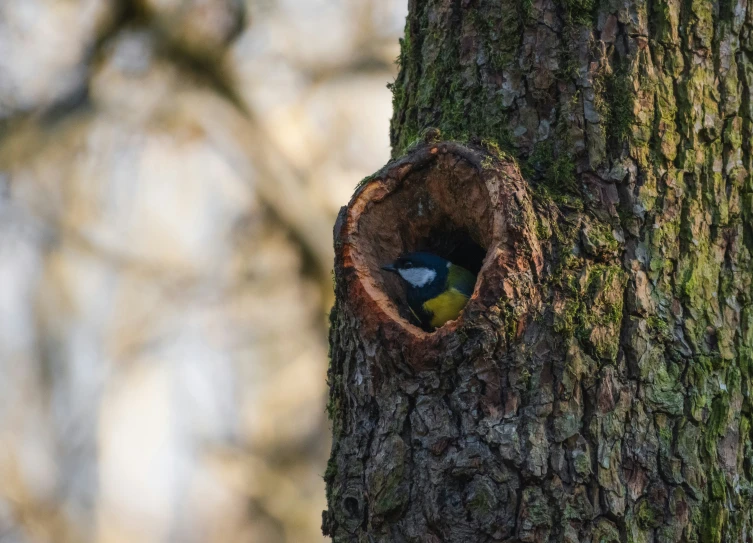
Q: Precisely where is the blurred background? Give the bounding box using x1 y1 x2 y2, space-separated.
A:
0 1 405 541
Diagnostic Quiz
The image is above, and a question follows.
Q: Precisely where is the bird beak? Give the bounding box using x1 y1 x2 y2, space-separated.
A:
381 263 397 273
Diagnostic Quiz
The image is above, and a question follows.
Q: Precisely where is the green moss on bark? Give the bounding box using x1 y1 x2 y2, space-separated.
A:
330 0 753 540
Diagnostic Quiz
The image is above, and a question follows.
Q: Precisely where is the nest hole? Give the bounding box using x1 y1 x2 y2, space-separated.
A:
352 154 496 332
423 227 487 275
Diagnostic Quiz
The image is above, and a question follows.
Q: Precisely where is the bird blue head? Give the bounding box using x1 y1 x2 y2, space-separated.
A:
381 252 448 289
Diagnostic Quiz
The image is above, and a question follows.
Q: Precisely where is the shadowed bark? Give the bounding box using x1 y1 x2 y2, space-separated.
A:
324 1 753 541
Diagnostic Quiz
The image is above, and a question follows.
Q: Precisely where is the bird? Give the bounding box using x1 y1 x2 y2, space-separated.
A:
381 251 476 330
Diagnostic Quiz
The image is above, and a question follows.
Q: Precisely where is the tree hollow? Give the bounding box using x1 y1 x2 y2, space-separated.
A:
335 142 542 369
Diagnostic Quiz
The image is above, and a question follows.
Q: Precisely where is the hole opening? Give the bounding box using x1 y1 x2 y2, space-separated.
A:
350 153 496 333
415 226 487 276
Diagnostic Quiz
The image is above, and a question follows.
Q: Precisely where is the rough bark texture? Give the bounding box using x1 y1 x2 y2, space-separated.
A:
324 1 753 542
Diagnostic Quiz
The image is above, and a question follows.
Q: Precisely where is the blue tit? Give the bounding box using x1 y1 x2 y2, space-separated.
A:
381 252 477 330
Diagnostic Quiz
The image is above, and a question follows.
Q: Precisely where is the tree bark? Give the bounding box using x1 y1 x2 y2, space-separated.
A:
324 1 753 542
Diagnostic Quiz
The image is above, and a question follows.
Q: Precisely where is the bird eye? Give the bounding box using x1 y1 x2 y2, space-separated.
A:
403 262 413 268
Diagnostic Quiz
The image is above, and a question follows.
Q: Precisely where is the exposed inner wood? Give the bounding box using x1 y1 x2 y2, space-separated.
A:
346 150 496 335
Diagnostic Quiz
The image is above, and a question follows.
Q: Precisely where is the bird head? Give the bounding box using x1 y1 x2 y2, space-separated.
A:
381 252 449 292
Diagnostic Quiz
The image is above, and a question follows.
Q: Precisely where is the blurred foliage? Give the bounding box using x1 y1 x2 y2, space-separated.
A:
0 0 405 541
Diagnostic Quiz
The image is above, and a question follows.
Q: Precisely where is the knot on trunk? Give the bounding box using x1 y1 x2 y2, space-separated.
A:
334 141 542 369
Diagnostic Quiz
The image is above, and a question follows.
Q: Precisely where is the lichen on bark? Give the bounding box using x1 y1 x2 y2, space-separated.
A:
325 0 753 541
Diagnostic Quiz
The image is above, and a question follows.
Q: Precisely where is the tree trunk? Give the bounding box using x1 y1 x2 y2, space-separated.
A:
323 1 753 542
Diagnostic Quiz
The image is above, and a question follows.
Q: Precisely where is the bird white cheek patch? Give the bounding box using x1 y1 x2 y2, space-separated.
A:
399 268 436 288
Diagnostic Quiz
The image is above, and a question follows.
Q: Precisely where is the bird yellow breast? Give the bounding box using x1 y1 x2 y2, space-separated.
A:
422 288 470 328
